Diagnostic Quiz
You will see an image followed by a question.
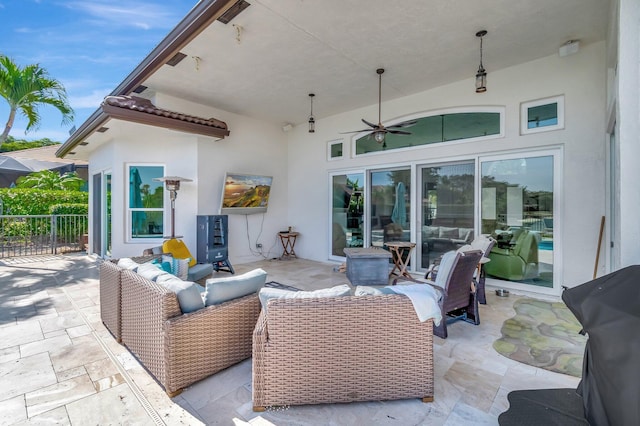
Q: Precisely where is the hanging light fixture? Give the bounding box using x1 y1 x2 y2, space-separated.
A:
308 93 315 133
475 30 488 93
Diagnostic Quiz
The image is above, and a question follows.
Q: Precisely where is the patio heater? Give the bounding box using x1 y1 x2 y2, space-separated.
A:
153 176 193 239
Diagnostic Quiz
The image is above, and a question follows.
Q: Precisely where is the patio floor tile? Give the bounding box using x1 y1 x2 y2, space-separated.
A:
0 352 58 401
25 374 96 417
0 254 583 424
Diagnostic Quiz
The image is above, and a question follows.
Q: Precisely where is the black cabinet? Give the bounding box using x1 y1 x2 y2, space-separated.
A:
196 215 234 273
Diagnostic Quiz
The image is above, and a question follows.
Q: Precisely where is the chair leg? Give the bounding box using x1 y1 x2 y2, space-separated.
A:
465 292 481 325
477 267 487 304
433 319 447 339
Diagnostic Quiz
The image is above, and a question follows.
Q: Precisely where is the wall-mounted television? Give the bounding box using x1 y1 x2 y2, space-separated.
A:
220 172 273 215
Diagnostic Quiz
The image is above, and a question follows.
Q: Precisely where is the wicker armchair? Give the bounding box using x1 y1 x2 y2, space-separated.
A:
252 294 434 410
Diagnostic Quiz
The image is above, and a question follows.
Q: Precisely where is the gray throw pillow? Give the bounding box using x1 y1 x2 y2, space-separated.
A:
161 277 205 313
258 284 351 312
204 268 267 306
136 262 166 281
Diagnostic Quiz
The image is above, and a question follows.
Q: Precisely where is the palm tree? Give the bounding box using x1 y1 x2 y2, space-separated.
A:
16 170 84 191
0 55 74 147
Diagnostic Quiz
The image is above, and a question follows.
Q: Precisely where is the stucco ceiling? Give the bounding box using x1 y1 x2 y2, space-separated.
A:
138 0 609 128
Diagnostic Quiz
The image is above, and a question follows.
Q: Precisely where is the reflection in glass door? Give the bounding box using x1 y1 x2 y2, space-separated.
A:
481 155 554 287
105 172 112 257
419 162 475 269
369 168 411 248
331 172 364 257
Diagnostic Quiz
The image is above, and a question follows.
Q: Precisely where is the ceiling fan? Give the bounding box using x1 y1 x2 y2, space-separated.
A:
342 68 417 144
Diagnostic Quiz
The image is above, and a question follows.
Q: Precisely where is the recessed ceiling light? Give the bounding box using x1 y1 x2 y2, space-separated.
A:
79 142 88 146
97 127 109 133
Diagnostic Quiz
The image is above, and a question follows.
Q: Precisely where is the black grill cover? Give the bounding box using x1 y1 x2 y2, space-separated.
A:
562 265 640 426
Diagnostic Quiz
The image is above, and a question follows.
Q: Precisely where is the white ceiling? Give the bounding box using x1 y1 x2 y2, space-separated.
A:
142 0 609 128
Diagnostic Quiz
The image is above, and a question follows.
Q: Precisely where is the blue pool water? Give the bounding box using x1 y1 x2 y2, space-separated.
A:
539 240 553 251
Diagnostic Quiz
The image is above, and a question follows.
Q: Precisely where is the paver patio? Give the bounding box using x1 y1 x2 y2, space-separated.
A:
0 254 579 425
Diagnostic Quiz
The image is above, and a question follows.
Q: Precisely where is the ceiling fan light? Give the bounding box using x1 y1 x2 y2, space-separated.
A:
374 131 386 143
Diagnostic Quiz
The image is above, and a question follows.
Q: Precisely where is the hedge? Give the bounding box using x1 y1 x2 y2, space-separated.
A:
49 204 89 215
0 188 88 215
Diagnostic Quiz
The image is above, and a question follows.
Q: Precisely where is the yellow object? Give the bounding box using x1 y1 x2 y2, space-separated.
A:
162 239 196 267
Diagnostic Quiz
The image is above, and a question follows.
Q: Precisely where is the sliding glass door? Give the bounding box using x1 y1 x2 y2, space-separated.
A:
480 153 555 288
418 162 475 269
330 172 365 258
369 168 411 248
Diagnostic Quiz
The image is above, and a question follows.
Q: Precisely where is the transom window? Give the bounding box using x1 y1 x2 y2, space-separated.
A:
354 107 504 155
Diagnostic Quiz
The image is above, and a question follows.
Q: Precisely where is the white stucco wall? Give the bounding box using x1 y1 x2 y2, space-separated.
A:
88 95 289 262
287 41 607 289
616 0 640 268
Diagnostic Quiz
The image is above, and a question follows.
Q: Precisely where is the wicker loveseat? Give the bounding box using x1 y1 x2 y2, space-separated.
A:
99 260 261 396
252 294 434 410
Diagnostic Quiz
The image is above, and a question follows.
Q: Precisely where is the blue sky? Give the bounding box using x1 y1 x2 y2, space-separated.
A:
0 0 197 143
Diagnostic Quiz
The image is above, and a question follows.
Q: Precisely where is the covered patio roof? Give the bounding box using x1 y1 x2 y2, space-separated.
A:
58 0 609 159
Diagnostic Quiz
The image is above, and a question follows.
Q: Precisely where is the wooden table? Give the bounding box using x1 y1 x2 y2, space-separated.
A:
385 241 416 279
278 232 299 259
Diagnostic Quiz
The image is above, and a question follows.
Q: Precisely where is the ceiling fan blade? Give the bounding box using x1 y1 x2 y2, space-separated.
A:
388 120 418 129
339 129 374 134
387 129 412 135
361 118 377 128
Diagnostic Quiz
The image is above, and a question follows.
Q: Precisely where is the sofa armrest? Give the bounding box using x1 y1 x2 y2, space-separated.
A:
99 261 123 341
164 292 261 394
120 269 182 388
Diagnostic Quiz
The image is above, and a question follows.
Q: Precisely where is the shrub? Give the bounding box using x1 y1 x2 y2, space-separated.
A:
49 204 88 215
0 188 87 215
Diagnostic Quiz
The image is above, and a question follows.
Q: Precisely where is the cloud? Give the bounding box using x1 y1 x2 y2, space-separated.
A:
69 89 112 109
64 1 182 30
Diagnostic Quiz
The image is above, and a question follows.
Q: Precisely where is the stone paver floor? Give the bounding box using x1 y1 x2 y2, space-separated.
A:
0 254 580 425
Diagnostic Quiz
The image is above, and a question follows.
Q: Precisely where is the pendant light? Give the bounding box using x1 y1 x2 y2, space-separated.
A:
308 93 315 133
475 30 487 93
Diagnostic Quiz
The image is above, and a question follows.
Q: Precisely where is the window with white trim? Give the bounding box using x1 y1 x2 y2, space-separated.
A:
127 164 164 240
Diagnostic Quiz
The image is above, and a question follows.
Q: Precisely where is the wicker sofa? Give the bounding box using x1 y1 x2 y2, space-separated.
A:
99 260 261 396
252 294 434 410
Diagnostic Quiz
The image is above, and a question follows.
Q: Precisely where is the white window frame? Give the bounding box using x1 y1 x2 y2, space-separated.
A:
520 95 565 135
351 106 506 158
125 163 165 243
327 138 345 161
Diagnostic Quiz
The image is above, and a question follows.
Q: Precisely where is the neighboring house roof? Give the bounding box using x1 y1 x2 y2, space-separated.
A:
4 145 87 166
102 95 229 136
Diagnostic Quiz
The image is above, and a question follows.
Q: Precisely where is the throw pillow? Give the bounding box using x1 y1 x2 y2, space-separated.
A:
439 226 458 239
162 238 197 268
434 251 458 289
160 277 205 313
204 268 267 306
152 258 173 274
136 262 166 281
117 258 140 271
161 254 190 280
258 284 351 312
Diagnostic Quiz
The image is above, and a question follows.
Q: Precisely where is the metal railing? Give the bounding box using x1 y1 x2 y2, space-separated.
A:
0 214 88 258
